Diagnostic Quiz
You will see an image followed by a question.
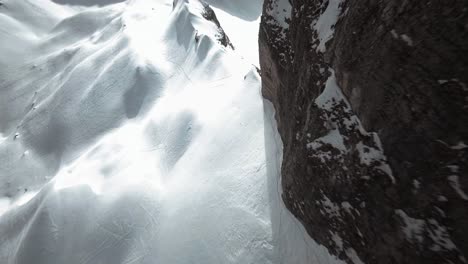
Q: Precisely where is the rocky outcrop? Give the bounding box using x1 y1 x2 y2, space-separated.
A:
200 2 234 49
259 0 468 263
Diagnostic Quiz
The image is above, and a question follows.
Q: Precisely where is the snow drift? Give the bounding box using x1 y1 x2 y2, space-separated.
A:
0 0 342 263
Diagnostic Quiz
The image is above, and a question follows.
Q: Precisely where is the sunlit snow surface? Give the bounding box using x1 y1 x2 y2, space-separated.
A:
211 6 261 66
0 0 343 263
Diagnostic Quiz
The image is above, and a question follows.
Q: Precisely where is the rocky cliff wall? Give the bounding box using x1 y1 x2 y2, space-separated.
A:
259 0 468 263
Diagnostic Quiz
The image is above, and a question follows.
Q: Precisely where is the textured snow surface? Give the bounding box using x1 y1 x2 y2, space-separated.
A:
0 0 342 263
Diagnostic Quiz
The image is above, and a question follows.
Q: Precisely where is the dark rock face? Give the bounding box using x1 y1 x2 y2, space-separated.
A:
259 0 468 263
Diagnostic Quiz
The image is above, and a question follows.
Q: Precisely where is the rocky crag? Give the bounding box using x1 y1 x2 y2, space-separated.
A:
259 0 468 263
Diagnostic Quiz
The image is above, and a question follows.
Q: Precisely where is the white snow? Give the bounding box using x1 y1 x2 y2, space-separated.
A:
447 165 459 173
356 141 381 165
400 34 414 46
395 213 458 253
263 101 345 264
0 0 344 263
395 209 425 243
266 0 292 29
341 201 355 215
448 175 468 200
427 219 457 252
413 179 421 190
307 128 347 153
345 247 365 264
315 70 344 110
330 231 344 251
451 141 468 150
316 71 395 184
211 6 261 66
356 141 395 183
390 30 414 47
204 0 263 22
0 198 10 216
306 127 347 163
320 194 342 218
312 0 344 52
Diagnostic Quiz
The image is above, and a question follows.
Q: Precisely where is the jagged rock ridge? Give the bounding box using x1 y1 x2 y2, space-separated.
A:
259 0 468 263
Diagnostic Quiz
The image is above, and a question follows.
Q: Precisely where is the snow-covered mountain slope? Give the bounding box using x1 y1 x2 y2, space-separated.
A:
0 0 342 263
204 0 263 21
211 6 261 66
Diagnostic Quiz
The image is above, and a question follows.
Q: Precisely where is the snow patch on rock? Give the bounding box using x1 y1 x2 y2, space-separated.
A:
396 209 458 252
395 209 425 243
313 70 395 183
448 175 468 200
265 0 292 30
311 0 344 52
307 128 346 152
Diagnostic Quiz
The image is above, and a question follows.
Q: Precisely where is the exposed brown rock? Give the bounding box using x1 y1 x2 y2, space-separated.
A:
259 0 468 263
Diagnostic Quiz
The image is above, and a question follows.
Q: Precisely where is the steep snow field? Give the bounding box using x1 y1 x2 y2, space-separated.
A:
0 0 342 263
210 6 261 66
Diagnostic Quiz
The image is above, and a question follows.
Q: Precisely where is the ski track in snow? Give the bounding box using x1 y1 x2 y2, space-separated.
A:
0 0 343 263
